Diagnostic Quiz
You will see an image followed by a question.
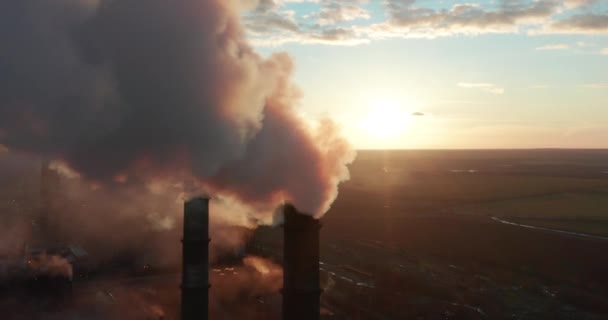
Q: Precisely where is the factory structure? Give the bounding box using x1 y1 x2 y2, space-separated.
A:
1 161 323 319
181 197 210 320
181 198 322 320
282 204 322 320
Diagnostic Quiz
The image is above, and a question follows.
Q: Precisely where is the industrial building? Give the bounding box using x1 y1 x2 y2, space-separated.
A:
180 198 322 320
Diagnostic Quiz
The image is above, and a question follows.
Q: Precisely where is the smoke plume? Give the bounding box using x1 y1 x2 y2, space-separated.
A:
27 254 74 281
0 0 355 220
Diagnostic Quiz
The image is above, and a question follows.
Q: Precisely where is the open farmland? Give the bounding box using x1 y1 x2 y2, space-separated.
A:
253 149 608 319
3 149 608 319
340 149 608 230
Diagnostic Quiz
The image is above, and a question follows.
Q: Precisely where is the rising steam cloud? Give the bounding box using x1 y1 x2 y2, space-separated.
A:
0 0 355 218
27 254 74 281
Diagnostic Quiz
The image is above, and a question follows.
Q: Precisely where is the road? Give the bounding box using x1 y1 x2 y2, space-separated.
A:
491 216 608 242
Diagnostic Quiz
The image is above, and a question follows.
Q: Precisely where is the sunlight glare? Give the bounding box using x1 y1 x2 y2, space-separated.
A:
362 98 411 140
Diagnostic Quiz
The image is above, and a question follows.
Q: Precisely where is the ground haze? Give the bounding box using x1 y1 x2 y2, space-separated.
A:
3 149 608 319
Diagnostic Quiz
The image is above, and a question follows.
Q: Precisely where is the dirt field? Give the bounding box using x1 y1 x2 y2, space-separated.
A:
3 149 608 319
253 149 608 319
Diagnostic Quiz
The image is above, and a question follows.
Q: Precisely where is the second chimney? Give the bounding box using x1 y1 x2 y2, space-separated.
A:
282 204 321 320
181 197 210 320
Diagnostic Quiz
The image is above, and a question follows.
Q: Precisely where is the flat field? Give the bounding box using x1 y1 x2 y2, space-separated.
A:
255 149 608 319
339 149 608 234
3 149 608 319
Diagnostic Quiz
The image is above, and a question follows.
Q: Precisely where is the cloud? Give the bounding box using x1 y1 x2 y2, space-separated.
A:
411 111 426 116
243 0 373 46
248 26 370 46
243 0 608 46
374 0 562 37
243 1 301 35
578 83 608 89
601 48 608 55
535 43 569 50
306 2 371 26
563 0 601 9
458 82 505 94
540 13 608 34
347 0 580 42
392 0 559 26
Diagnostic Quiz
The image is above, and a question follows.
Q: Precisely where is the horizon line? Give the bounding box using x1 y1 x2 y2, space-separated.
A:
356 148 608 151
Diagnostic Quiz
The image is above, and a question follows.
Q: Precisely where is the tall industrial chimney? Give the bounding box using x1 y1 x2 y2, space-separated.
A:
38 159 55 243
181 197 210 320
282 204 321 320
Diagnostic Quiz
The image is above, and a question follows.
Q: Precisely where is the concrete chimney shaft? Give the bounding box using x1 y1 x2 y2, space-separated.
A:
181 197 210 320
282 204 321 320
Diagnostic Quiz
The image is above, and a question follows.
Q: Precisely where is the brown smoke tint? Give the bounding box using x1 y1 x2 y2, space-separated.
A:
0 0 354 219
26 254 74 281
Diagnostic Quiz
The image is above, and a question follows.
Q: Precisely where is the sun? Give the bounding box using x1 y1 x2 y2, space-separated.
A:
362 98 411 140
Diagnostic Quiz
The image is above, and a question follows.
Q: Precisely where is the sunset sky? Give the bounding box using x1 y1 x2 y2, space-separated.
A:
243 0 608 149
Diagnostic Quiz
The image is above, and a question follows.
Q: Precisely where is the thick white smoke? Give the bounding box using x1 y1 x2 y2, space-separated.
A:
0 0 355 220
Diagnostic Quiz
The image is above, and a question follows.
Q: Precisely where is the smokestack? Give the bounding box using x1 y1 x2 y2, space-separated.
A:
38 159 54 243
282 204 321 320
181 197 210 320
